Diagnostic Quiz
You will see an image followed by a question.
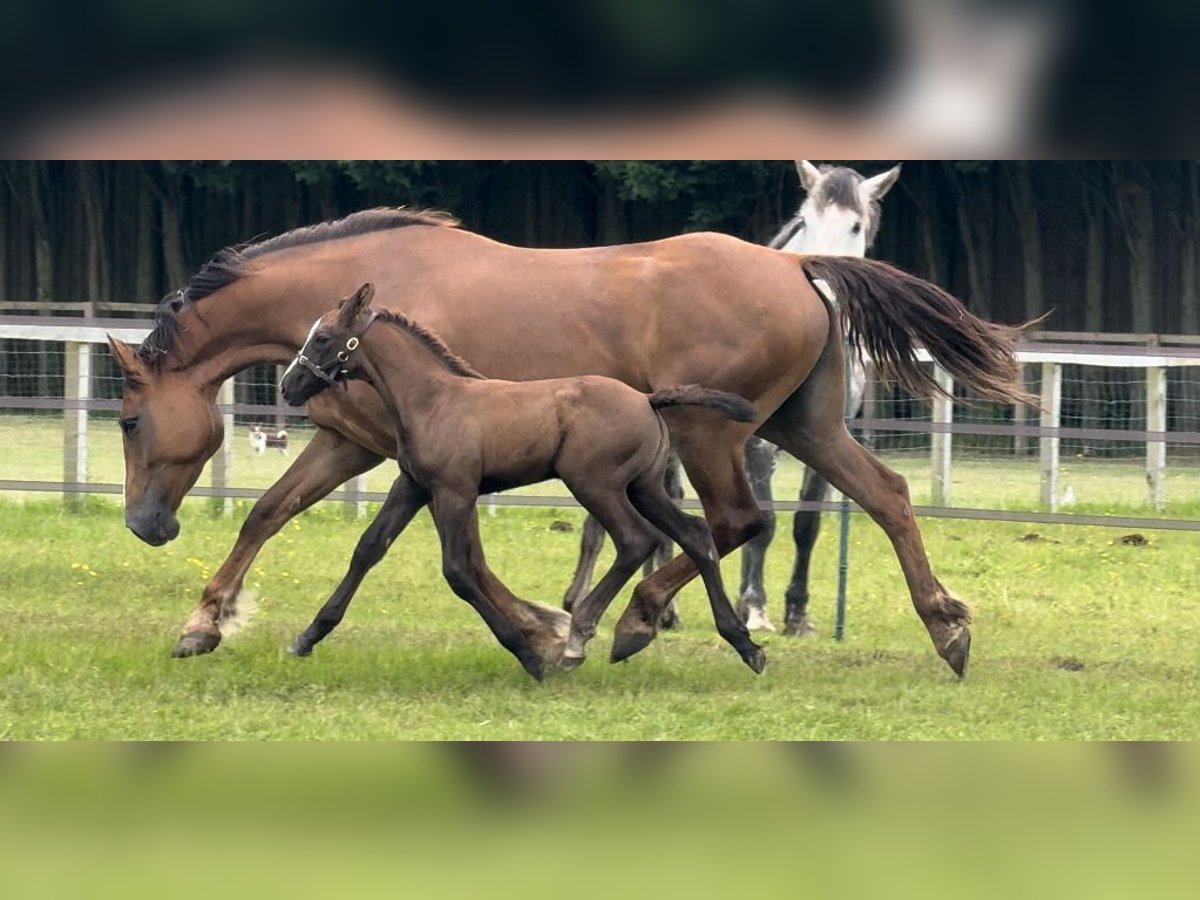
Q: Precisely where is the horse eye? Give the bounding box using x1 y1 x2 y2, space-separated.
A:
312 333 331 347
851 222 862 235
119 416 139 435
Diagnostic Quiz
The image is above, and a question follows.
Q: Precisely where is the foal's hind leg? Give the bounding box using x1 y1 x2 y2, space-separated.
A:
629 474 765 673
738 437 778 632
610 425 765 663
781 467 828 637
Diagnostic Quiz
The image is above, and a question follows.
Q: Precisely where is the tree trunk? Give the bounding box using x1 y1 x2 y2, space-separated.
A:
134 169 158 302
1115 165 1156 335
1005 162 1044 322
944 163 992 318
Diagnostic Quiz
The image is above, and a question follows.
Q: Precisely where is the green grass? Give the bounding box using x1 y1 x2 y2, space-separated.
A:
1 497 1197 739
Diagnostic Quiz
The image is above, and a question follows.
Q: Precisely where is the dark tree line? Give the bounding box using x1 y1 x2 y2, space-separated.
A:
1 160 1198 334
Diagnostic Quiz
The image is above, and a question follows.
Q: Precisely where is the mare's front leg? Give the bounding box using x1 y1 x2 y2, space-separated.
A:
173 429 383 657
431 488 548 680
289 470 430 656
738 437 778 632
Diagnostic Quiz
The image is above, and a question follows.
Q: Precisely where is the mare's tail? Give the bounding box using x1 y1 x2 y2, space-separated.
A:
799 256 1038 405
649 385 757 423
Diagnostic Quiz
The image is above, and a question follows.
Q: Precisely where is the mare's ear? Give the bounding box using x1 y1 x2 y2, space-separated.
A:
338 282 376 326
106 335 146 387
862 164 901 202
795 160 822 192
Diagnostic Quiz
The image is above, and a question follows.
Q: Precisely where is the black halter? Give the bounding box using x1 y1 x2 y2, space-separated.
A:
290 312 377 388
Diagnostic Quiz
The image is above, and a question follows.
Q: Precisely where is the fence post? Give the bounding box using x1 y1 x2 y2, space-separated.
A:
1013 362 1029 457
1039 362 1062 511
211 378 235 518
1146 366 1166 511
931 365 954 506
63 341 90 511
343 473 369 520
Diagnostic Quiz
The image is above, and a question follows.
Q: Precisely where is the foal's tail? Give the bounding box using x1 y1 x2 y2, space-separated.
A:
800 256 1037 405
649 385 757 423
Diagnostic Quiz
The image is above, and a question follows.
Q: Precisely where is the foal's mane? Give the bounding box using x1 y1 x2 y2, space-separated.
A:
138 207 459 364
371 309 485 380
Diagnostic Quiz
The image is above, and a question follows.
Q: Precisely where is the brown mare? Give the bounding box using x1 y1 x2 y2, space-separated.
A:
278 283 764 676
108 208 1029 678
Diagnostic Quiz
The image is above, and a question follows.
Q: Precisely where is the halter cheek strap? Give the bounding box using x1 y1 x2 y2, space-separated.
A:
292 311 377 387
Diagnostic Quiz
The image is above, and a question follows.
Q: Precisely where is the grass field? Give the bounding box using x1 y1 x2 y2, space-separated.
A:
2 491 1197 739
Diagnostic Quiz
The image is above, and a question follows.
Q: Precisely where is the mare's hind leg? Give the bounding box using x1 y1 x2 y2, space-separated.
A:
561 492 659 669
629 473 765 673
173 429 383 657
430 488 548 680
289 471 429 657
562 516 606 613
738 437 778 632
782 467 828 637
759 360 971 676
610 424 765 663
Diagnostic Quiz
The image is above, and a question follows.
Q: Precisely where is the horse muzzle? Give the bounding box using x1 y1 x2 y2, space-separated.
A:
126 505 181 546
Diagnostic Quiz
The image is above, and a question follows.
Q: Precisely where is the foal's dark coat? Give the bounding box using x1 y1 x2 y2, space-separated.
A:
279 284 765 678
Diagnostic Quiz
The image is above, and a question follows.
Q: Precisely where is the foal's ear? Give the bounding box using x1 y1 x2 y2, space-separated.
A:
106 335 146 387
338 282 376 325
795 160 822 192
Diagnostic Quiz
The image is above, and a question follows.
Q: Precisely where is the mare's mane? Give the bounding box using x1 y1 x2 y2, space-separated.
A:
138 207 458 364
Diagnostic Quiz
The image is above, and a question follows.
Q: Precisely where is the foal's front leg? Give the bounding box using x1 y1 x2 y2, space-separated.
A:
431 488 549 680
289 471 430 657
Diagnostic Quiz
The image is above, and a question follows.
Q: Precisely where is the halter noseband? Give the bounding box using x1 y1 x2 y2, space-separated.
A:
292 312 376 388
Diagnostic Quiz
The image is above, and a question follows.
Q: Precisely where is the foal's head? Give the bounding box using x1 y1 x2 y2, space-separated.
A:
280 282 376 406
774 161 901 257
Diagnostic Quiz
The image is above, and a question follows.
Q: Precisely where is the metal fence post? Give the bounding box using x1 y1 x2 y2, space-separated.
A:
1146 366 1167 511
63 341 90 510
1039 362 1062 511
931 365 954 506
211 378 235 518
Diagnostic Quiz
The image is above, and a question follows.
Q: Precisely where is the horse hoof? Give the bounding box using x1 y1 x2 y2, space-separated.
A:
942 627 971 678
744 607 776 633
782 615 817 638
288 637 313 658
743 646 768 675
559 654 586 672
610 628 656 664
658 604 682 631
171 631 221 658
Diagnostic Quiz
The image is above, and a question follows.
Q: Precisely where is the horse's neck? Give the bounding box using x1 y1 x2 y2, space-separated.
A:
358 325 463 438
167 280 309 389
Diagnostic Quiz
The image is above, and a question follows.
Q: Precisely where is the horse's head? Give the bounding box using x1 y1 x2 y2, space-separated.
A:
107 337 225 545
778 161 901 257
280 282 376 407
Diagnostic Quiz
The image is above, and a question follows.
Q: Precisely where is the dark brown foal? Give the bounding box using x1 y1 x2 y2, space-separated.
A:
279 283 766 677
